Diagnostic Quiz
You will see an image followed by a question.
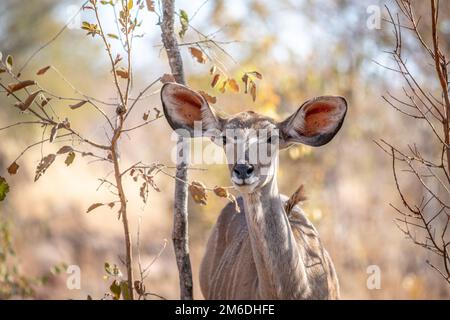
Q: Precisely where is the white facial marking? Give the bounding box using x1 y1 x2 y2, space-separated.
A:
232 176 244 185
245 176 259 185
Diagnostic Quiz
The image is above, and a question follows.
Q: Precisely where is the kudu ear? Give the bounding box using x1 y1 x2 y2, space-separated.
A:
277 96 347 147
161 82 221 136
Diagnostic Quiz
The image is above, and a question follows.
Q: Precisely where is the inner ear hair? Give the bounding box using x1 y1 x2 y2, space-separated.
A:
161 83 220 136
278 96 347 147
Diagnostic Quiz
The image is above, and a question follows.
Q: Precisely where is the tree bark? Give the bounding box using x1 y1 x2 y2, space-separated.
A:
160 0 193 300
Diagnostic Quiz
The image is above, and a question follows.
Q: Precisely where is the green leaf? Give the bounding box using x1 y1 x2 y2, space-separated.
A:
107 33 119 40
0 176 9 201
104 262 112 274
110 280 121 300
179 9 189 39
65 151 76 166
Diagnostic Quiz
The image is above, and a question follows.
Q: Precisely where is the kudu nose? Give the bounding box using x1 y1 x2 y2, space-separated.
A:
233 164 254 180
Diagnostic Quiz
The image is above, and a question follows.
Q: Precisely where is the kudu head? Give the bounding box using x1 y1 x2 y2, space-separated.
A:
161 83 347 194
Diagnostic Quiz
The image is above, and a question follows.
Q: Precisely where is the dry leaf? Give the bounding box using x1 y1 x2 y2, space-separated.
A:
7 80 36 94
87 203 104 213
210 66 216 75
116 68 129 79
37 66 51 75
143 112 149 121
145 0 155 11
211 74 220 88
7 162 19 175
57 146 73 154
160 73 175 83
41 97 52 107
228 78 240 93
114 54 122 66
219 80 227 94
213 186 229 198
140 182 148 204
198 91 217 104
284 184 307 216
69 100 88 110
153 108 162 118
242 74 249 93
49 125 58 143
15 90 40 111
189 181 207 205
250 80 257 102
108 202 115 209
248 71 263 79
189 47 207 64
34 154 56 181
214 186 240 213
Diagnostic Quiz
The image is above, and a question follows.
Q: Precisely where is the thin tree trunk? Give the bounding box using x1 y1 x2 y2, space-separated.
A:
160 0 193 300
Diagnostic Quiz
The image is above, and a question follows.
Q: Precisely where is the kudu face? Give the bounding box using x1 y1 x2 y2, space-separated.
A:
161 83 347 194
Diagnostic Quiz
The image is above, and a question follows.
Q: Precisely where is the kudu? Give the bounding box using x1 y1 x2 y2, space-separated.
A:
161 83 347 299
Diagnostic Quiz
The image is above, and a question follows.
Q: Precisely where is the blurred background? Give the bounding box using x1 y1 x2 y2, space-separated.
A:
0 0 449 299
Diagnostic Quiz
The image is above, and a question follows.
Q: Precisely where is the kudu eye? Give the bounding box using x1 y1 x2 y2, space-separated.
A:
267 134 278 144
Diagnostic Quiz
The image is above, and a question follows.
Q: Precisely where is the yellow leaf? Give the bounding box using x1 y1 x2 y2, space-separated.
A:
228 78 240 93
219 80 227 94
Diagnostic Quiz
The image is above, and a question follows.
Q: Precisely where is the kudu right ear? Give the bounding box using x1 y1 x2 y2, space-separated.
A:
160 83 221 137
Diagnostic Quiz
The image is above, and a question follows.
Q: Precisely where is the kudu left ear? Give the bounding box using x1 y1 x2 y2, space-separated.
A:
277 96 347 147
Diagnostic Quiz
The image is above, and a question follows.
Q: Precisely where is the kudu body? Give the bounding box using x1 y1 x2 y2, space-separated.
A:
161 83 347 299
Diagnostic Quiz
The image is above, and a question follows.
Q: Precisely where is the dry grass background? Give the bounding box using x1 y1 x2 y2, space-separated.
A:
0 0 449 299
